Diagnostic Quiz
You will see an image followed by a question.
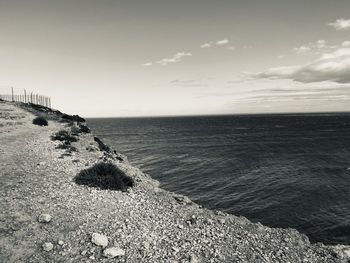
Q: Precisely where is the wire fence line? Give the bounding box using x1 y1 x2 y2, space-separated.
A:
0 87 51 108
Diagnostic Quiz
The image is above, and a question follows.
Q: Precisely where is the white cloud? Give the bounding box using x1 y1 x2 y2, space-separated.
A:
292 40 342 55
200 42 213 48
156 52 192 66
328 19 350 31
142 62 153 66
293 45 312 54
170 79 209 87
227 46 235 51
342 41 350 47
216 39 229 45
316 40 327 48
254 48 350 83
200 39 230 48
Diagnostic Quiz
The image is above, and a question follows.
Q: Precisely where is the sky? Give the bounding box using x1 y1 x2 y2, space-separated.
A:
0 0 350 117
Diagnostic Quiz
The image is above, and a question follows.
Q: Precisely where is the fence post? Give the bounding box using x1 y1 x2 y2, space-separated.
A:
24 89 27 103
11 87 14 102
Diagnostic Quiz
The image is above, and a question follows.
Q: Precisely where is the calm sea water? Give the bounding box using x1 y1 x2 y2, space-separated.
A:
87 114 350 245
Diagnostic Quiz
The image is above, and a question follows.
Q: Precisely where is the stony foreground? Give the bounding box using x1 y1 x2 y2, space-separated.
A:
0 101 350 263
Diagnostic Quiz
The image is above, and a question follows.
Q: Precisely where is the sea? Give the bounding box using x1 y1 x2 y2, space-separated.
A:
87 113 350 245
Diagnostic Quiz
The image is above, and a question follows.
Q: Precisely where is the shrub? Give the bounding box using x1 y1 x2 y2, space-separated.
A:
78 123 90 133
32 116 48 126
51 130 78 143
74 162 134 191
55 142 78 152
94 137 111 152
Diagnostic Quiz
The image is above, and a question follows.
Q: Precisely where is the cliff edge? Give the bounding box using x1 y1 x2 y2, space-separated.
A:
0 101 349 263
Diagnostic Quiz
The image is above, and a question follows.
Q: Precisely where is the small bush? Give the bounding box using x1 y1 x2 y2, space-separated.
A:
33 116 48 126
78 123 90 133
74 162 134 191
56 142 78 152
51 130 78 143
94 137 111 152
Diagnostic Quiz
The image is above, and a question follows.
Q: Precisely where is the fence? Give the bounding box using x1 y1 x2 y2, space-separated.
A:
0 87 51 108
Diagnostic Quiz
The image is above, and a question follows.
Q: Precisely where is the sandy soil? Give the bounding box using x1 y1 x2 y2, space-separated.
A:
1 101 350 263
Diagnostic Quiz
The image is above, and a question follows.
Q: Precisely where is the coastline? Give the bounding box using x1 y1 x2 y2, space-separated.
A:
1 101 350 262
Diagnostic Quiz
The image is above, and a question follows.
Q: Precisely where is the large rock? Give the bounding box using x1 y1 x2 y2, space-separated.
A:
103 247 125 258
91 233 108 247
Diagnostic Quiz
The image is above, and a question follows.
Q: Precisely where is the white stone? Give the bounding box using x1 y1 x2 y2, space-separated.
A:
190 254 199 263
42 242 54 252
58 240 64 245
218 218 226 224
91 233 108 247
38 213 52 223
103 247 125 258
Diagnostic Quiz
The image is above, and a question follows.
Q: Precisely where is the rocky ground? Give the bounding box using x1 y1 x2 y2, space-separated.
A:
1 101 350 263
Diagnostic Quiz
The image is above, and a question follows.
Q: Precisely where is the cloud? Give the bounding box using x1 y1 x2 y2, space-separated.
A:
328 19 350 31
170 79 209 87
142 52 192 67
317 40 327 48
293 45 312 54
227 46 235 51
342 41 350 47
254 48 350 83
200 39 230 48
292 40 336 55
216 39 229 45
155 52 192 66
201 42 213 48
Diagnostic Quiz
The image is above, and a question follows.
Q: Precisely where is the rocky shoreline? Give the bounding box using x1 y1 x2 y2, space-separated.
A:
1 101 350 262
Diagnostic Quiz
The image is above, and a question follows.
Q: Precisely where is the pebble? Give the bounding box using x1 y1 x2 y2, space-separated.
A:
91 233 108 247
190 254 199 263
38 213 52 223
218 219 226 224
42 242 54 252
58 240 64 245
103 247 125 258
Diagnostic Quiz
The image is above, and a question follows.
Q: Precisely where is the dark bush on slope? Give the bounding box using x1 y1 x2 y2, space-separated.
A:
32 116 48 126
51 130 78 143
74 162 134 191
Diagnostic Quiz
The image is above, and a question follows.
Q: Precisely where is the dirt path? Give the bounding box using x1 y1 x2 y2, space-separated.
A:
1 101 349 263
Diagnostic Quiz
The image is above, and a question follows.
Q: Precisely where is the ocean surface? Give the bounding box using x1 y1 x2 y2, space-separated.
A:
87 113 350 245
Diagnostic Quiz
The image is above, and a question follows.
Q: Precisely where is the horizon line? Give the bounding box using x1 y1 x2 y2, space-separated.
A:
85 110 350 119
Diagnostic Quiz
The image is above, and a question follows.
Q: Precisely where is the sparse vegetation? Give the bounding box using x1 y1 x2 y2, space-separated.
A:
51 130 78 143
78 123 90 133
55 142 78 152
74 162 134 191
32 116 48 126
94 136 111 152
